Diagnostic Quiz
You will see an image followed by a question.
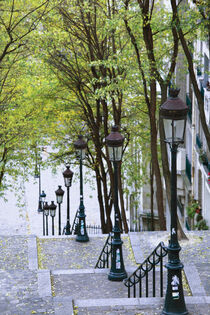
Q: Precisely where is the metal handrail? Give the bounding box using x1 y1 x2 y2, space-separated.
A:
95 233 113 268
124 242 168 298
71 209 79 235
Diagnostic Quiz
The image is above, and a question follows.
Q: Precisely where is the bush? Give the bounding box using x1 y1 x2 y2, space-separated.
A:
196 219 209 230
186 200 201 219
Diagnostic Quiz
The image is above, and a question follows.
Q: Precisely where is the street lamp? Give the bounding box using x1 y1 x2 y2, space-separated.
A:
55 185 65 235
40 190 46 235
105 125 127 281
34 153 43 213
49 201 57 236
160 88 188 315
43 202 49 236
63 166 73 235
74 135 89 242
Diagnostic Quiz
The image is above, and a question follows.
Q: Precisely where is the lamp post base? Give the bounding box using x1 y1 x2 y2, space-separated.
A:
64 221 71 235
108 269 127 281
162 263 188 315
108 237 127 282
162 312 188 315
76 234 89 242
76 212 89 242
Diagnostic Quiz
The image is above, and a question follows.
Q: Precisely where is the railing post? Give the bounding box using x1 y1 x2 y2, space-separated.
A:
153 252 156 297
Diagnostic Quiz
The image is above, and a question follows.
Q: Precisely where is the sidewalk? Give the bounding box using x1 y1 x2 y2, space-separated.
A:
0 231 209 314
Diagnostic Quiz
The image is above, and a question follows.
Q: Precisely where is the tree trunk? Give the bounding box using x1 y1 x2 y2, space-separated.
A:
118 162 129 233
150 160 154 231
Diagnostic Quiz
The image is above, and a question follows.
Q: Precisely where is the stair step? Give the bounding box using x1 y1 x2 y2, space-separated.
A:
74 296 210 315
51 267 168 299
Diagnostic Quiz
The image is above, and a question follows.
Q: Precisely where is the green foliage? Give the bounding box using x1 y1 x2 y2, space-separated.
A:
195 219 209 230
186 200 201 218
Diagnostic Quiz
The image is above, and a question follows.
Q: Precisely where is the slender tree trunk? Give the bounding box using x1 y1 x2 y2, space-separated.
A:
118 162 129 233
95 168 106 232
150 161 154 231
149 79 166 230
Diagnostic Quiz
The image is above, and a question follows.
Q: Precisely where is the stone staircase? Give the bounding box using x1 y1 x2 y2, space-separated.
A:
0 233 210 314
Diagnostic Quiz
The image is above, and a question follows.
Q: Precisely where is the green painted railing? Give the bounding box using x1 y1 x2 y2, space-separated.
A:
197 67 202 76
200 83 204 100
186 93 192 122
186 155 192 183
196 134 203 149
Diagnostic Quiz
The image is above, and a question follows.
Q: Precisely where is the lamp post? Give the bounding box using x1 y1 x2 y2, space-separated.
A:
34 153 43 213
43 202 49 236
160 88 188 315
63 166 73 235
105 125 127 281
40 190 46 235
55 185 65 235
74 135 89 242
49 201 57 236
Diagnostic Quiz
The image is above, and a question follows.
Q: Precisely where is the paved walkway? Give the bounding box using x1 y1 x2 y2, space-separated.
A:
0 231 209 314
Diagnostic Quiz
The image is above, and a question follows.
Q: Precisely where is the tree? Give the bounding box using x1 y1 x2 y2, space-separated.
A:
39 0 132 233
0 0 50 194
123 0 180 230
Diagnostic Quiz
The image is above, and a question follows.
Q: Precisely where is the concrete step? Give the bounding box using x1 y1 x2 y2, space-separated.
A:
74 296 210 315
51 268 169 299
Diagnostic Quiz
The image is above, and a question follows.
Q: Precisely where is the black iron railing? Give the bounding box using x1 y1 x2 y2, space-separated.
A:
86 224 102 234
124 242 168 298
95 233 113 268
71 209 79 235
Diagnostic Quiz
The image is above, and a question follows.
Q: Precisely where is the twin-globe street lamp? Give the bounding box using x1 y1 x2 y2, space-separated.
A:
74 135 89 242
160 88 188 315
43 201 57 236
40 190 46 235
43 201 49 236
55 185 65 235
106 126 127 281
63 166 74 235
49 201 57 236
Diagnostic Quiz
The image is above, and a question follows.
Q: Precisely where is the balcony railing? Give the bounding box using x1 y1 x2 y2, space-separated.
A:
196 134 203 149
186 93 192 122
186 155 192 183
197 67 202 76
200 83 204 100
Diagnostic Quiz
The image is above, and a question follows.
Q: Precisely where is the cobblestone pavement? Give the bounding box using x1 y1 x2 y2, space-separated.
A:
0 297 55 315
0 236 29 270
37 235 137 270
